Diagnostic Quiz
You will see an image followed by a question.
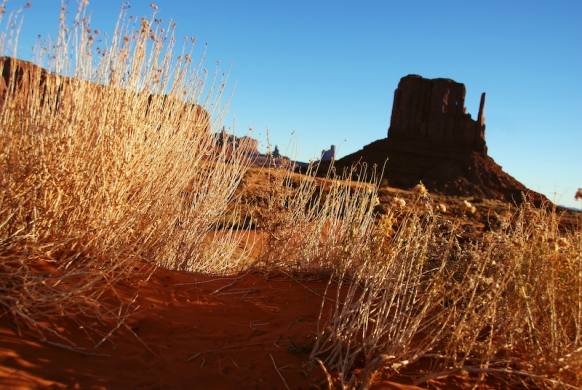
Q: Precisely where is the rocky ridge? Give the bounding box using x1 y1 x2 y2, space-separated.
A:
0 56 210 132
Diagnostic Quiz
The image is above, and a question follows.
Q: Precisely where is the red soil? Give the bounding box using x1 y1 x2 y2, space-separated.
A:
0 267 424 390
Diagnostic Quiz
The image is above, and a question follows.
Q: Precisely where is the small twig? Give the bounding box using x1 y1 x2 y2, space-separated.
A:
95 316 127 349
175 277 239 286
281 270 337 302
122 323 159 358
315 358 334 390
210 279 238 295
39 339 110 357
186 352 202 362
287 317 303 331
185 269 253 291
287 336 300 353
270 353 290 390
95 294 139 349
217 288 260 296
250 320 270 329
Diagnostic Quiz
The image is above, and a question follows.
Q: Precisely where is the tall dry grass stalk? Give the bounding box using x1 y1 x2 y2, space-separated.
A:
309 192 582 388
247 162 380 273
0 2 251 344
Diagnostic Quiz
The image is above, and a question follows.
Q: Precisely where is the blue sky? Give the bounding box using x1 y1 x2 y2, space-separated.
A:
3 1 581 208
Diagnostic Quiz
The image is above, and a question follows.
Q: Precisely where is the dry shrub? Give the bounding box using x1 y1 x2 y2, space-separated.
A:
309 192 582 389
0 2 251 345
309 191 460 387
248 162 379 273
1 2 580 386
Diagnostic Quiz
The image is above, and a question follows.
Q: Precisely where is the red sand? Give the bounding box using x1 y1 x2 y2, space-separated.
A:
1 267 428 389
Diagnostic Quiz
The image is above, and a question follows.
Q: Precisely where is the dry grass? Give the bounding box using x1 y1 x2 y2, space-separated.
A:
308 192 582 388
244 162 379 273
0 2 252 345
1 2 581 388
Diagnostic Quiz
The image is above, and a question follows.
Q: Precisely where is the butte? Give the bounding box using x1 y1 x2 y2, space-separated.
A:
329 75 547 204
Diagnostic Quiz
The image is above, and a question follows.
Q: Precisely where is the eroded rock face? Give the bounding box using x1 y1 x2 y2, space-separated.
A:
388 75 486 154
1 56 52 110
328 75 547 204
0 56 210 132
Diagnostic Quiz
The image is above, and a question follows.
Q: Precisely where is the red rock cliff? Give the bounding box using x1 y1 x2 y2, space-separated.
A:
327 75 547 204
389 75 486 154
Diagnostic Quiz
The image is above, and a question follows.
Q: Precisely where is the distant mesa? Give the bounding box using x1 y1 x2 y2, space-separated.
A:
388 75 487 154
0 56 211 133
214 128 299 168
330 74 547 203
214 127 260 155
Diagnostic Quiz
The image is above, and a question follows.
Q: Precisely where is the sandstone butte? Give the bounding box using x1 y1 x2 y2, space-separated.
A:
328 74 548 205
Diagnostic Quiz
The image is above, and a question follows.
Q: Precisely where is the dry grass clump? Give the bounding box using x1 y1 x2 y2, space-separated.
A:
1 2 251 345
1 2 580 387
247 163 380 273
309 190 582 388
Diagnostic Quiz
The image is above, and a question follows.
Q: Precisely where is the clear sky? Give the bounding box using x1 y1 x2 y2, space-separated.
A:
3 1 581 208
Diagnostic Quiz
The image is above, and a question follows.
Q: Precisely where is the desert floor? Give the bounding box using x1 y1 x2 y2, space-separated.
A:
2 179 578 389
1 266 444 390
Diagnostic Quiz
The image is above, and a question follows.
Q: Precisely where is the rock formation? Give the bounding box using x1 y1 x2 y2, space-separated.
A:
215 127 260 156
389 75 487 154
1 56 210 132
329 75 547 204
321 145 336 162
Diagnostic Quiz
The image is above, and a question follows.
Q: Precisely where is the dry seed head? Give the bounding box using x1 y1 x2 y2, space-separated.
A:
378 214 395 237
413 182 428 196
575 188 582 201
393 197 406 209
556 237 570 250
463 200 476 214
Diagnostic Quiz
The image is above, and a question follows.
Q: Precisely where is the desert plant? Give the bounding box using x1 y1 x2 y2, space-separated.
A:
0 1 251 346
309 191 582 389
248 162 379 273
309 189 462 388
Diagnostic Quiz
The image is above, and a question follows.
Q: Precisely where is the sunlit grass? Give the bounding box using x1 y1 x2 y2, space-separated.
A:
1 1 580 388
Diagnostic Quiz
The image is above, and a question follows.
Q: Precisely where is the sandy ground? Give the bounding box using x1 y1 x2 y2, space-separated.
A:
0 267 428 390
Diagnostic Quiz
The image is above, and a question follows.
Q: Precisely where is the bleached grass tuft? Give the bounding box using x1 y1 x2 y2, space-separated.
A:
0 2 251 344
308 193 582 388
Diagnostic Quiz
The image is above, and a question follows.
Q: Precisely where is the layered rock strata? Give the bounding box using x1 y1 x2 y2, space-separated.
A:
330 75 546 203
